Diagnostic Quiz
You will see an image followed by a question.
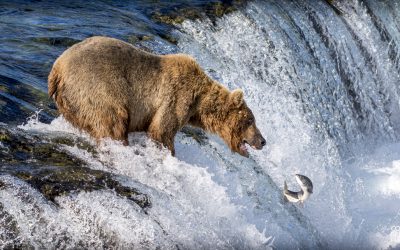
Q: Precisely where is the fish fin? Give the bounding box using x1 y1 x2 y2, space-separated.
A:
295 175 303 187
283 181 289 202
283 195 289 203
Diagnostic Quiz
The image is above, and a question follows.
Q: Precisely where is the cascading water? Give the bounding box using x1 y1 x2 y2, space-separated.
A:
177 0 400 247
1 0 400 249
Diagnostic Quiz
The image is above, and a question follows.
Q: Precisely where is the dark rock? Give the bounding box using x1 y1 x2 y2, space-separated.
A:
152 9 199 25
31 37 81 47
127 34 153 45
151 1 247 26
180 126 208 145
0 125 151 209
325 0 343 15
157 33 178 45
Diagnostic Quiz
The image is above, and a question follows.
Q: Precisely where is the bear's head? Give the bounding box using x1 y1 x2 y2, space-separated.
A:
222 89 266 157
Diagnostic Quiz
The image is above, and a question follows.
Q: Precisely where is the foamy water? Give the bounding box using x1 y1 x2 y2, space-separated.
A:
14 116 273 249
175 0 400 248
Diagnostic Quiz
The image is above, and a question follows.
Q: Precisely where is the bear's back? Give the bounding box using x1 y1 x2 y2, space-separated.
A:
51 36 165 106
55 36 161 81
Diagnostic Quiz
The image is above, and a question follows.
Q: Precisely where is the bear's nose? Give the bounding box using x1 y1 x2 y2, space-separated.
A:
260 138 266 147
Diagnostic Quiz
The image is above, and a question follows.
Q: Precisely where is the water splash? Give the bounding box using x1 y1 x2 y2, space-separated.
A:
9 117 273 249
176 0 400 248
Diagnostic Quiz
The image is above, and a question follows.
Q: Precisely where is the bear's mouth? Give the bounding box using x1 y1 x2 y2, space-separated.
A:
239 142 249 157
238 140 251 157
238 140 260 157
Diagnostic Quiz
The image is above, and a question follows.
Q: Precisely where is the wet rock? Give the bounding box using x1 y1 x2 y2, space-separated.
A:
13 167 150 208
48 135 98 158
127 34 153 45
31 37 81 47
0 126 151 209
158 33 178 45
152 1 247 25
208 2 238 18
325 0 343 15
180 126 208 145
126 34 156 51
152 10 199 25
0 126 83 166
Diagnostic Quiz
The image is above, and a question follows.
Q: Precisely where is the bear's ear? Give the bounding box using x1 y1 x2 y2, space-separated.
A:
230 89 244 108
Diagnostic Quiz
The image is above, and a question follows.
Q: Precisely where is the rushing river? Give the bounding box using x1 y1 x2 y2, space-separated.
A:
1 0 400 249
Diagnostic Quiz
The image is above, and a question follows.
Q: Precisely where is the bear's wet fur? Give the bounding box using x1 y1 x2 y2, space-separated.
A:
49 36 265 156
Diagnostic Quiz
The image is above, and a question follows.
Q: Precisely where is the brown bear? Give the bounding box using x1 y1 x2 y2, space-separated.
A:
48 36 265 157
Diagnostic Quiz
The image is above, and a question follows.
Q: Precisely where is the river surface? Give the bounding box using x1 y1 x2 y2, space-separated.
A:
1 0 400 249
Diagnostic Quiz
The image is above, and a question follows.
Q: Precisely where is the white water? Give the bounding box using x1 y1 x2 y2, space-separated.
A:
2 0 400 249
177 0 400 248
5 116 272 249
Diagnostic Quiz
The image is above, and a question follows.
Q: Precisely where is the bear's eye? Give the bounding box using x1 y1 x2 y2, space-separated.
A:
246 118 254 125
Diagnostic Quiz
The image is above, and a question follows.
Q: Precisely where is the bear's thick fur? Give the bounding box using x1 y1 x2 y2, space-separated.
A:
49 36 265 156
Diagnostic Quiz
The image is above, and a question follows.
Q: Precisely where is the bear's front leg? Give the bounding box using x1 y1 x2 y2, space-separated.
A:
147 109 179 156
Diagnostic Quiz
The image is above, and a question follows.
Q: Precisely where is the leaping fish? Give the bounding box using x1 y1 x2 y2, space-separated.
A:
283 174 313 204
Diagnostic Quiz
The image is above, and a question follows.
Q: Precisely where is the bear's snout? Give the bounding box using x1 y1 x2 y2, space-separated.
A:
261 137 266 147
247 134 266 150
237 125 266 157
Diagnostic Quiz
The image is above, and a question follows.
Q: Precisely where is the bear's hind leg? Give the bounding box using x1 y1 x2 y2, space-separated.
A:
90 105 130 146
147 108 179 155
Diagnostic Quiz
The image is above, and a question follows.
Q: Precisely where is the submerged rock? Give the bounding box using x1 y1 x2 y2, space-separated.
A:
126 34 156 51
325 0 343 15
31 37 81 47
181 126 208 145
0 126 151 209
150 1 247 45
152 10 197 25
152 1 247 25
127 34 153 45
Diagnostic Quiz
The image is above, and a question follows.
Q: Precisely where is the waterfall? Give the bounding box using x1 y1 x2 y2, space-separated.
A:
176 0 400 248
